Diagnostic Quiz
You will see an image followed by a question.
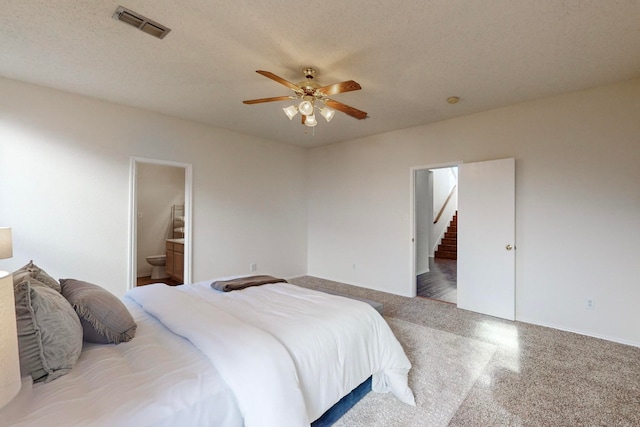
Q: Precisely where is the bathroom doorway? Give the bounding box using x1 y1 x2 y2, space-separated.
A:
128 157 192 289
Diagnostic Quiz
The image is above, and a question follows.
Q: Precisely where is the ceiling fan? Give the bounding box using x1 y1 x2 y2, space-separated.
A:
243 68 367 126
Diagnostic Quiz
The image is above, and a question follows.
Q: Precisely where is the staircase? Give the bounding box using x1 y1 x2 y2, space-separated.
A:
435 211 457 260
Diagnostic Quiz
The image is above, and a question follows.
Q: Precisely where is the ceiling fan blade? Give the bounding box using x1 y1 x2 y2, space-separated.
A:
324 99 368 120
256 70 301 91
243 96 294 104
317 80 361 96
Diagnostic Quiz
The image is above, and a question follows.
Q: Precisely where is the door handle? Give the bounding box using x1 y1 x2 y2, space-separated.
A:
505 244 513 251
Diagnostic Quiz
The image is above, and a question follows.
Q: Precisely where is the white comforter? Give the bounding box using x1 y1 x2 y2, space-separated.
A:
127 281 414 427
1 300 243 427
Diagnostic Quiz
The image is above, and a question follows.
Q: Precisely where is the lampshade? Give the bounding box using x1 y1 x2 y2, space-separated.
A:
282 105 298 120
0 228 12 259
304 114 317 127
298 99 314 116
320 107 335 123
0 226 19 409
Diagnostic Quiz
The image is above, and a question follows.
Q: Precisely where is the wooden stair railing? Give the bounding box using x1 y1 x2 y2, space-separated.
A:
434 185 457 224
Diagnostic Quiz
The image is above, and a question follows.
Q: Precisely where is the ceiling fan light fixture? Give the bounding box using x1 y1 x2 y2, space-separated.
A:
304 114 318 127
320 107 335 122
283 105 298 120
243 68 368 130
298 99 314 116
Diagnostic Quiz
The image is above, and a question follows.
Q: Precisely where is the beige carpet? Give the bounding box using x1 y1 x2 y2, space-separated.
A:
334 318 497 427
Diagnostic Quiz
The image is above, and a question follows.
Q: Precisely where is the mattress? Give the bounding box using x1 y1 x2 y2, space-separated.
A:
1 299 243 427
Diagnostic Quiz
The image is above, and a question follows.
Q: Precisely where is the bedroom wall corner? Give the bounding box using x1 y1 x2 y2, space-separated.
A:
0 77 308 297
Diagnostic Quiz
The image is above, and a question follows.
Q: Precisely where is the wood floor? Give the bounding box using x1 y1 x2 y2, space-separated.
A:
417 257 457 304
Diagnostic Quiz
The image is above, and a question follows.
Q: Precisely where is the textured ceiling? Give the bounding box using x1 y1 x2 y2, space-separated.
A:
2 1 639 147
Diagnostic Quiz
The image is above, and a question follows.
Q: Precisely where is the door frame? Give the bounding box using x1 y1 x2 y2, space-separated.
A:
128 157 193 290
409 160 462 298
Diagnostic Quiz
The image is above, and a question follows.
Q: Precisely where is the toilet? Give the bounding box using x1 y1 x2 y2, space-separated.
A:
146 254 169 280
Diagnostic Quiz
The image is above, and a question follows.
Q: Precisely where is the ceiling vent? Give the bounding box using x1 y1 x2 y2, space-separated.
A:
112 6 171 40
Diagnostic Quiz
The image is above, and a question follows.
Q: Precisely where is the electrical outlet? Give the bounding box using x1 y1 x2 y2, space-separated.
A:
250 263 257 272
586 299 595 310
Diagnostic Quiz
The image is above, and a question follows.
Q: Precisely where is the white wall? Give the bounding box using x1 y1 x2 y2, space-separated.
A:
414 169 432 274
136 163 185 277
307 78 640 346
430 167 457 255
0 77 308 298
2 76 639 347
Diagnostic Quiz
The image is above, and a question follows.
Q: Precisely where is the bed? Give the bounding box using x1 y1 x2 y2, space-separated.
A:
2 276 415 426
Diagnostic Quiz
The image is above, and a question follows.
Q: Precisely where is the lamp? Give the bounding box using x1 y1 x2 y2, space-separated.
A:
320 107 335 123
0 227 20 409
304 114 318 127
282 105 298 120
0 228 11 259
284 96 335 128
298 99 314 116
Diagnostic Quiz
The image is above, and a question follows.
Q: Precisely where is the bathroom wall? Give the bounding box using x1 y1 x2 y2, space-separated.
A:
136 163 185 277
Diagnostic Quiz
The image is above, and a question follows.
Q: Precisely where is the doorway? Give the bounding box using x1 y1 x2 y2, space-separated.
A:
411 158 516 321
128 157 193 290
413 165 459 304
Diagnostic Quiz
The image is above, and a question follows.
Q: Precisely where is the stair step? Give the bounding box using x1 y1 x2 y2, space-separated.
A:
435 211 458 260
435 251 457 260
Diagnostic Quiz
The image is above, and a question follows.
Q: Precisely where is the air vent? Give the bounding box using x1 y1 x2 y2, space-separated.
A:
112 6 171 40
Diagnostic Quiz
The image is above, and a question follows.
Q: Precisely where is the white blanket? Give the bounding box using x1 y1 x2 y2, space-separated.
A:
0 299 243 427
127 282 414 426
127 284 308 427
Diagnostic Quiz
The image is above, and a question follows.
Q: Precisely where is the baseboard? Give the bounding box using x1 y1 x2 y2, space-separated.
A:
305 274 414 298
516 316 640 349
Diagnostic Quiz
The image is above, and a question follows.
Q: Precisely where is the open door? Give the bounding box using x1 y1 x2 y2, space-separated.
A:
457 158 515 320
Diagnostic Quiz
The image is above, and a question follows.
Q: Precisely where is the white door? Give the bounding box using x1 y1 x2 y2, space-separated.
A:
457 158 515 320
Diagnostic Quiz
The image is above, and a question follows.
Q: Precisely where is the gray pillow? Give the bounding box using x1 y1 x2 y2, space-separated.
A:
13 260 61 293
14 278 83 383
60 279 137 344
